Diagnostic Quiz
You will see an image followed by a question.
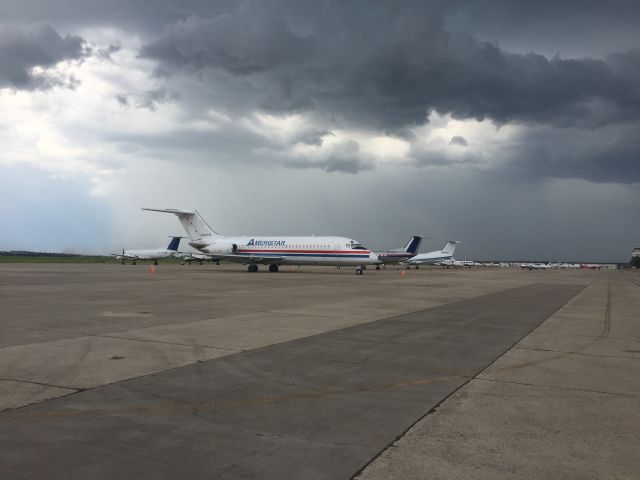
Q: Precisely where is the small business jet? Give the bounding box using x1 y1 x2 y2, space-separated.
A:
114 236 183 265
375 236 422 268
404 240 460 268
438 258 477 268
520 262 551 270
143 208 379 274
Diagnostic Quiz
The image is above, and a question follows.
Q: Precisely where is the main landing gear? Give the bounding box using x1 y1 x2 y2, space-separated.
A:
247 264 280 273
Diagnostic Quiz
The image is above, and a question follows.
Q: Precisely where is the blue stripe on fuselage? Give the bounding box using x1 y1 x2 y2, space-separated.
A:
236 251 370 258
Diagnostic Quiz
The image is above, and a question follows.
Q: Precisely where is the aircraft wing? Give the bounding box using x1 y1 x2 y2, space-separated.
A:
215 254 286 265
111 253 138 259
177 252 225 263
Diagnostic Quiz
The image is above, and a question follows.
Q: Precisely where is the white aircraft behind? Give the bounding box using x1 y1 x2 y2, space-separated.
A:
520 262 551 270
143 208 379 274
404 240 460 268
375 236 422 268
114 236 183 265
439 258 477 268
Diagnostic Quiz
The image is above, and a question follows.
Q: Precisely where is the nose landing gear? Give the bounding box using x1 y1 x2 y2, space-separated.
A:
268 264 279 273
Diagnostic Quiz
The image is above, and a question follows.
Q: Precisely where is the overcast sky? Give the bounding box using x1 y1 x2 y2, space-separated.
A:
1 0 639 261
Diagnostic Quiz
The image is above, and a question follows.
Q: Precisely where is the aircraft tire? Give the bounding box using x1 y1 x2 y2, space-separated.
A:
269 264 279 272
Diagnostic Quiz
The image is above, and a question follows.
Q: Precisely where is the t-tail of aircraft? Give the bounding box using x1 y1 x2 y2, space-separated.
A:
404 236 422 255
143 209 219 248
441 240 460 256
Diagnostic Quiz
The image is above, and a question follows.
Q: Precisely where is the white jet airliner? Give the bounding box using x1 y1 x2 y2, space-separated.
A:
404 240 460 268
143 208 379 274
114 236 183 265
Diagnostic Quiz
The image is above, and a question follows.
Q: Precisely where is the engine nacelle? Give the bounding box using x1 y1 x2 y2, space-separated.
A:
203 241 237 255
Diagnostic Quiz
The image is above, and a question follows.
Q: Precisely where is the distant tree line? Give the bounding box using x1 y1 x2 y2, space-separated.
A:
0 251 80 257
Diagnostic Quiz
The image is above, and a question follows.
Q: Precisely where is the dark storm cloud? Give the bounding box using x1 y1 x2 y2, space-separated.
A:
4 0 640 184
0 0 238 33
287 155 373 174
0 23 89 90
284 139 373 174
138 1 640 131
447 0 640 57
450 136 468 147
506 122 640 184
141 14 314 76
115 88 179 111
291 129 333 147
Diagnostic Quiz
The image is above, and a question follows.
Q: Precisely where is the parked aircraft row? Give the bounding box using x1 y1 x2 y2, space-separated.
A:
113 208 460 274
520 262 597 270
112 212 605 273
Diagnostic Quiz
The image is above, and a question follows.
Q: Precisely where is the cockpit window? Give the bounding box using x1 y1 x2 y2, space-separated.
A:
347 241 367 250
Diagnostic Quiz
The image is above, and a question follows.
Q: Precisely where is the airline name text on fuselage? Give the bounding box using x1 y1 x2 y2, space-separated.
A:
246 239 286 247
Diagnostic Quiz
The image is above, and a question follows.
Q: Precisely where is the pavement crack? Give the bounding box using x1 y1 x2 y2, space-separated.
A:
475 377 639 398
601 280 612 338
0 377 80 391
89 334 240 353
514 346 640 360
190 412 376 449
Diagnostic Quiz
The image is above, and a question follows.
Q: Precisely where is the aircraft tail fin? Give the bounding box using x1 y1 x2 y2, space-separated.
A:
403 236 422 254
143 208 220 243
166 236 183 252
441 240 460 256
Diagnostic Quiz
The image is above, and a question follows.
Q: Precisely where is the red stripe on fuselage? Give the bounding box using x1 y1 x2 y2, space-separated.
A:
237 249 370 254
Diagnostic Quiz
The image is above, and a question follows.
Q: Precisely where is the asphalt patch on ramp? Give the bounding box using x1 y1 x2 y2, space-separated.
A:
0 283 583 480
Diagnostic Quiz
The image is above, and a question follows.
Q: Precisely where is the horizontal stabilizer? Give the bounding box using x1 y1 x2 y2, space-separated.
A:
142 208 195 215
143 207 220 240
